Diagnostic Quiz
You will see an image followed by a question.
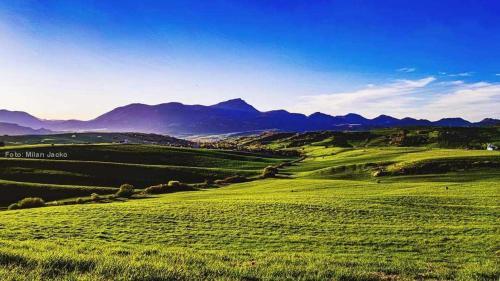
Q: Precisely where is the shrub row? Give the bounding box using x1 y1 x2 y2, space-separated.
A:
213 175 248 185
6 167 281 211
143 181 193 194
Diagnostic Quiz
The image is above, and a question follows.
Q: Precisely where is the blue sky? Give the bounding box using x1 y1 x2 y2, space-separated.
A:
0 0 499 121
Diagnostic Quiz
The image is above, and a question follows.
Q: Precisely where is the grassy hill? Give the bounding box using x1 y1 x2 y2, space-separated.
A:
0 135 498 280
0 132 193 146
221 127 500 150
0 179 115 207
287 146 500 180
0 144 291 205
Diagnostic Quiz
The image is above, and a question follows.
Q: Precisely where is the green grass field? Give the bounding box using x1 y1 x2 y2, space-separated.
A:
0 142 498 280
0 132 193 147
0 144 290 205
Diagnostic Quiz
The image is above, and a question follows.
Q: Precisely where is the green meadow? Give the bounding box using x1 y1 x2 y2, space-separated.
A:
0 144 288 205
0 139 498 280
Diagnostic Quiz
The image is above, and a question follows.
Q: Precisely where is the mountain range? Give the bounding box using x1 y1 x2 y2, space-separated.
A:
0 99 498 136
0 122 53 136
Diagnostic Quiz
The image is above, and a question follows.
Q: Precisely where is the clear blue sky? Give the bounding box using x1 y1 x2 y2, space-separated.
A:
1 0 499 121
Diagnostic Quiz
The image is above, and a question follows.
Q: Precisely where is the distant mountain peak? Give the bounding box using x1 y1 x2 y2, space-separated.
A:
434 117 471 127
309 112 329 117
375 114 395 118
476 118 500 126
345 113 362 117
211 98 259 112
342 113 368 124
372 114 399 123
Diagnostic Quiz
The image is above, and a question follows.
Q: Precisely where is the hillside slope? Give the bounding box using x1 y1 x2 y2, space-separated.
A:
0 142 498 280
222 127 500 150
0 144 291 204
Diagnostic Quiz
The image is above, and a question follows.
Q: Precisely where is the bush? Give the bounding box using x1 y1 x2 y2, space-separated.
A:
261 166 278 178
168 181 193 192
0 141 5 147
116 184 135 198
215 175 248 185
8 197 45 210
144 181 193 194
167 181 181 187
90 193 101 201
144 184 168 194
76 198 85 204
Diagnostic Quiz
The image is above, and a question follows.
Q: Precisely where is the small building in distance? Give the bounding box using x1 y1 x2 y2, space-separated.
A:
486 143 498 151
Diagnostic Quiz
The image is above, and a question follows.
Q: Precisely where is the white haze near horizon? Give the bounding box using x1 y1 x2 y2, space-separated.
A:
1 17 499 122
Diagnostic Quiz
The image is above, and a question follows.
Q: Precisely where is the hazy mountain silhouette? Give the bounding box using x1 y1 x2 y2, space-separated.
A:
475 118 500 126
211 98 259 113
0 122 53 136
434 118 471 127
0 99 498 135
0 110 45 129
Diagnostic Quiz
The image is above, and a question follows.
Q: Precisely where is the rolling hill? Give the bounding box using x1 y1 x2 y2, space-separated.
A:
0 139 498 280
218 127 500 150
0 132 193 146
0 122 53 136
0 144 292 205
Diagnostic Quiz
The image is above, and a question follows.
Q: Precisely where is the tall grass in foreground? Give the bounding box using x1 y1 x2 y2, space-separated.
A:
0 240 496 281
